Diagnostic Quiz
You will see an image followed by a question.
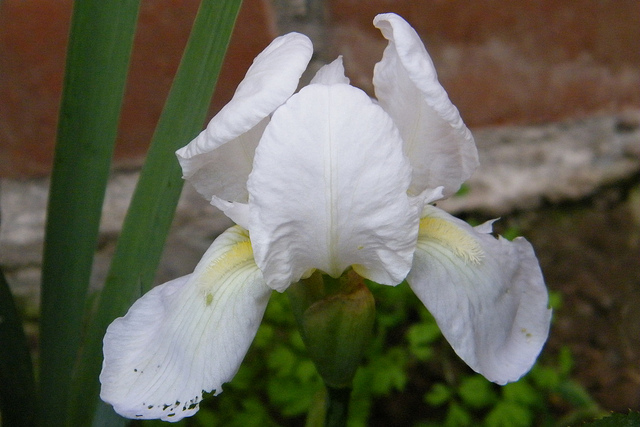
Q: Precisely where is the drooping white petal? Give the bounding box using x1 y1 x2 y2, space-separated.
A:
310 56 350 85
210 197 251 230
407 205 551 384
178 118 268 205
176 33 313 204
248 83 419 291
419 186 445 205
100 226 271 421
373 13 478 198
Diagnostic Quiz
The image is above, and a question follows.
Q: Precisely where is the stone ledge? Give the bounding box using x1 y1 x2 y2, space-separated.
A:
438 110 640 215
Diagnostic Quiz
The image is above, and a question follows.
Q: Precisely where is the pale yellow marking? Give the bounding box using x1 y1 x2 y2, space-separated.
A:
201 238 255 306
205 240 254 279
419 217 484 265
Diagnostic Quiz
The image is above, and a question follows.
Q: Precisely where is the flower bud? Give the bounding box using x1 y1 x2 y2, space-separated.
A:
287 270 375 388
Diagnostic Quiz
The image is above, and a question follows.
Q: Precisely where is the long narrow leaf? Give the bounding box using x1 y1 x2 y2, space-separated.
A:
70 0 244 424
39 1 141 425
0 268 36 427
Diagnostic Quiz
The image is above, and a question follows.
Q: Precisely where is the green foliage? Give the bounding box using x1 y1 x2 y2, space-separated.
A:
184 280 603 427
485 401 532 427
500 225 522 241
425 383 453 407
445 402 473 427
582 411 640 427
406 320 441 361
453 183 471 197
458 376 498 409
418 343 605 427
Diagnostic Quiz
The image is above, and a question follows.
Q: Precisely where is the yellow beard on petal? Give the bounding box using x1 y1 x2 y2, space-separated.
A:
418 217 484 265
200 234 255 306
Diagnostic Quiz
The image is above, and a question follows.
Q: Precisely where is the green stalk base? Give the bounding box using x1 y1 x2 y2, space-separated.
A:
325 386 351 427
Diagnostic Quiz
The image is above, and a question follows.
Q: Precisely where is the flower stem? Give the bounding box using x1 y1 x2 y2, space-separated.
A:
324 386 351 427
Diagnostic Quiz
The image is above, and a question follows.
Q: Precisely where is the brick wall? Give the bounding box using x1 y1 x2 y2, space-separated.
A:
1 0 638 177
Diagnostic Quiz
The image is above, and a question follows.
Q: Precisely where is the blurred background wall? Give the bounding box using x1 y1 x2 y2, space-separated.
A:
1 0 639 177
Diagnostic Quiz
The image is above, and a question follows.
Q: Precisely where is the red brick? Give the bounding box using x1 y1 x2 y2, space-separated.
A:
327 0 640 127
0 0 276 177
3 0 638 178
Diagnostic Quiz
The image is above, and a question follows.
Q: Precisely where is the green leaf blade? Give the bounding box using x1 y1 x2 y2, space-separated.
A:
39 1 141 425
0 269 36 427
69 0 244 424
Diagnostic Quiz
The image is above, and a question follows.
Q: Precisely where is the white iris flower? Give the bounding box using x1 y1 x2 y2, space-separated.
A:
99 13 552 422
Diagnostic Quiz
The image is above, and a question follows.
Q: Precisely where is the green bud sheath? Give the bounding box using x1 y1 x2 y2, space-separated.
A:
288 270 376 388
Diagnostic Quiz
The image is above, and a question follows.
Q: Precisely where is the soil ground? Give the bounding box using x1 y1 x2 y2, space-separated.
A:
504 182 640 412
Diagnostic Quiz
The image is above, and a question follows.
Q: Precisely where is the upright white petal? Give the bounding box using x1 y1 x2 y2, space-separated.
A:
248 84 419 291
407 205 551 384
373 13 478 198
176 33 313 205
310 56 350 85
100 226 271 421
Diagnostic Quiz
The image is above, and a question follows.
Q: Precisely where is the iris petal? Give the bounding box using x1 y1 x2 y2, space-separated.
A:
373 13 478 198
176 33 313 205
100 226 271 421
310 56 350 85
248 83 419 291
407 205 551 384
